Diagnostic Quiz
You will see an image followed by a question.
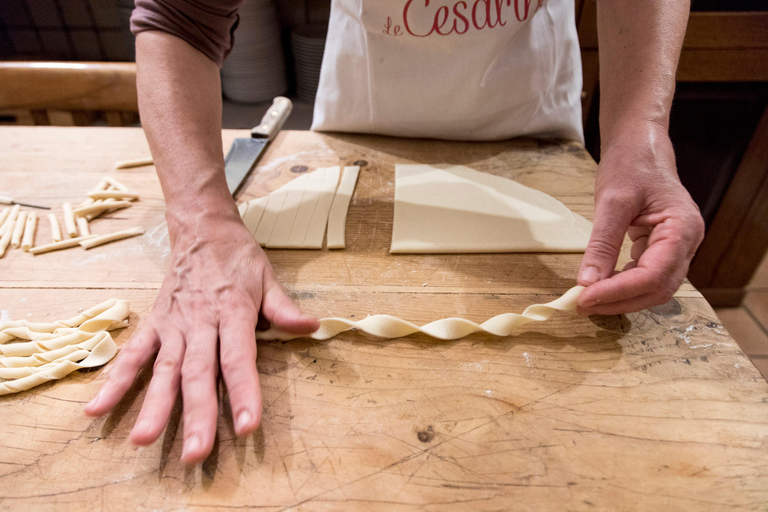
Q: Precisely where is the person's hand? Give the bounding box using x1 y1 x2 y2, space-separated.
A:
577 121 705 315
84 211 319 464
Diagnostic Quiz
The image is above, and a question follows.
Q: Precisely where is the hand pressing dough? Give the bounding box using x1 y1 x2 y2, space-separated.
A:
390 164 593 253
256 286 583 341
0 299 129 395
327 166 360 249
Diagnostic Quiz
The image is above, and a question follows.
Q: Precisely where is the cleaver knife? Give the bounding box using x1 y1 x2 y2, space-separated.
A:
224 96 293 196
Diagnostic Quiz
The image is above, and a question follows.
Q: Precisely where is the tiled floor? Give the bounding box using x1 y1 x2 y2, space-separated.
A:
715 252 768 381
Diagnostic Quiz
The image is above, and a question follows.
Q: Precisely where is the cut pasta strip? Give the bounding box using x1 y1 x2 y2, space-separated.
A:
302 166 341 249
327 166 360 249
266 173 311 248
0 299 129 395
285 169 327 248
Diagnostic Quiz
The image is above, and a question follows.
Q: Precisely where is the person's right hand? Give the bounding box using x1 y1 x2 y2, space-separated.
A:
84 211 319 464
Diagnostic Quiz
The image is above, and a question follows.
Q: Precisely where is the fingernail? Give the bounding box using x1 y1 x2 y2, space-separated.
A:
87 391 103 409
579 266 601 286
182 435 200 460
237 411 252 432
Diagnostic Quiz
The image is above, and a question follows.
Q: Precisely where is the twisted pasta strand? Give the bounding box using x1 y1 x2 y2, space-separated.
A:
0 300 129 396
256 286 584 341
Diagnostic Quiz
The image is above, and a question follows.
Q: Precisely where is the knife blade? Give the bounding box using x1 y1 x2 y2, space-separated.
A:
224 96 293 196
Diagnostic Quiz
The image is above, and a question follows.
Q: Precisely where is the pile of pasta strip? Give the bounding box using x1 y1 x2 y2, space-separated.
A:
0 299 129 396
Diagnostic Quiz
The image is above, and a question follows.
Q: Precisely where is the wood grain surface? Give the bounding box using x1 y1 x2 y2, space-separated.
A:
0 127 766 511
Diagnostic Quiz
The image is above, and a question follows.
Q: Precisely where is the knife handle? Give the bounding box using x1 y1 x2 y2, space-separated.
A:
251 97 293 140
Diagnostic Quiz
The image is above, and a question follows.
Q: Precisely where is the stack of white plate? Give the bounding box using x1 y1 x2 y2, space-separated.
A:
221 0 287 103
291 24 327 103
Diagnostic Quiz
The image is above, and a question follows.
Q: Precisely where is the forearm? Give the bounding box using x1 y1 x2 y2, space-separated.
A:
136 31 238 240
596 0 689 150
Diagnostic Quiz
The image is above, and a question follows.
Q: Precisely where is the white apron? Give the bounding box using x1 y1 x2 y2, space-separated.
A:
311 0 583 142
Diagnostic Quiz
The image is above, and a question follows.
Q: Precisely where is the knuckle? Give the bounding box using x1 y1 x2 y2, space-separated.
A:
153 353 182 375
586 237 621 259
181 358 216 382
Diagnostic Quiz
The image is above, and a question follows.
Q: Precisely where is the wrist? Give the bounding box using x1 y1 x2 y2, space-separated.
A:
599 116 669 159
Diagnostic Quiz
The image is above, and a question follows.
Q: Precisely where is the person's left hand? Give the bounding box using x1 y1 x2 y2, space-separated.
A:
576 121 705 315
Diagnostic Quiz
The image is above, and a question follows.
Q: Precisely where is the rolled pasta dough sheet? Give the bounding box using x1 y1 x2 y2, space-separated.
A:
390 164 592 253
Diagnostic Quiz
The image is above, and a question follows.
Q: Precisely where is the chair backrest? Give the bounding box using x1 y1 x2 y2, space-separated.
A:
0 62 138 126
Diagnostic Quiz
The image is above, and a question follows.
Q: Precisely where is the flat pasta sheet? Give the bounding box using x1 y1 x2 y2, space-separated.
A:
390 164 592 253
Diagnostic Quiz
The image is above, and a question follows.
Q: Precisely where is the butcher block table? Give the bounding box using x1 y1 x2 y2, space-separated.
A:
1 127 767 511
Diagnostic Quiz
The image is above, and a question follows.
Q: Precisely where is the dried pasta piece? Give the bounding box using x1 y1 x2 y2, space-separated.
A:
79 227 144 250
21 211 37 251
62 202 78 238
0 207 9 228
114 157 153 169
47 213 62 242
11 210 26 249
256 286 584 341
87 191 140 201
76 216 90 237
30 235 96 255
73 200 132 217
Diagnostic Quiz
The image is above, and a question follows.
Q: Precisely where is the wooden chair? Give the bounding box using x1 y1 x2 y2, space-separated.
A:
576 2 768 306
0 62 138 127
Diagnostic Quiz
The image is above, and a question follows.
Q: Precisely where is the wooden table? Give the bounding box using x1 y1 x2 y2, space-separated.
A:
1 128 766 511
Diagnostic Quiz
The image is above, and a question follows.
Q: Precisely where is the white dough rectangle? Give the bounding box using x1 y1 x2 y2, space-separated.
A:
302 166 341 249
266 173 311 249
326 166 360 249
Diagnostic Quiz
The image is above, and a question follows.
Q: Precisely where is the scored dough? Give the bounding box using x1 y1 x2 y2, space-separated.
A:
239 166 341 249
256 286 583 341
302 166 340 249
390 164 593 253
327 166 360 249
266 172 311 248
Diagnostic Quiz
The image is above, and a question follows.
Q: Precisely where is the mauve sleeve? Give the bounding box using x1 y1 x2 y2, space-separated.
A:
130 0 245 67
